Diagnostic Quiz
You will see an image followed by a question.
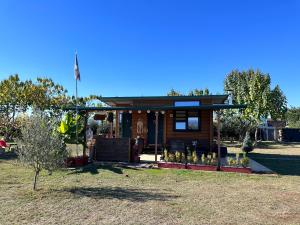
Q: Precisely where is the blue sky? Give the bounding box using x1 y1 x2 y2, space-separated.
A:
0 0 299 106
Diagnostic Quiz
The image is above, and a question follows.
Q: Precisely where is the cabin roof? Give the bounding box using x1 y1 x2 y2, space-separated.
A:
62 104 246 112
99 95 229 106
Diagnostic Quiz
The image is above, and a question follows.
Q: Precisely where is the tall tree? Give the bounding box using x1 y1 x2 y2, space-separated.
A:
0 75 28 140
167 88 182 96
269 85 287 120
224 69 287 143
168 88 210 96
286 107 300 128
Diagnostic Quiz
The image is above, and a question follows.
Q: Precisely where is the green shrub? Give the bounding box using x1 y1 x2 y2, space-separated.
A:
192 151 199 164
168 153 175 162
175 151 182 163
240 152 250 167
163 149 169 162
210 153 217 166
201 154 206 165
227 157 237 167
181 153 186 163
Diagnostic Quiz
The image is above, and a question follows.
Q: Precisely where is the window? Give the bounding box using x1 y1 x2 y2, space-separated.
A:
174 101 200 107
174 110 200 131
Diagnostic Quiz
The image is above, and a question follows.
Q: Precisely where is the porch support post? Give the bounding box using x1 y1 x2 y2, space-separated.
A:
216 110 221 171
155 111 159 163
83 111 88 157
115 110 119 138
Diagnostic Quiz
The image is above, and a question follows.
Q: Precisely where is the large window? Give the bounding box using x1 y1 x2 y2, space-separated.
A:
174 101 200 107
174 110 200 131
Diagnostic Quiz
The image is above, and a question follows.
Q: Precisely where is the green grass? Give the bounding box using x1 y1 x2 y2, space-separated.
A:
249 153 300 176
228 142 300 176
0 155 300 225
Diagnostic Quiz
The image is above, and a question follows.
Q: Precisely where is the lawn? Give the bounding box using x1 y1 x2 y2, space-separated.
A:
228 142 300 176
0 154 300 225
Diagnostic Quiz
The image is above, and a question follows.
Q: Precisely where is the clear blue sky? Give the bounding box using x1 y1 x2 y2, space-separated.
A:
0 0 299 106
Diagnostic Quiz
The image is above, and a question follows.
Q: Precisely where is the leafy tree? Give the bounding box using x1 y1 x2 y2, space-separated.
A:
167 88 182 96
168 88 210 96
17 111 67 190
58 111 86 146
224 69 287 143
220 109 255 142
29 77 69 110
286 107 300 128
188 88 210 96
0 75 28 140
269 85 287 120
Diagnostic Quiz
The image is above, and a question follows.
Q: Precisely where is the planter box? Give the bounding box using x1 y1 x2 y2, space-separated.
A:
158 162 186 169
158 162 251 174
221 166 251 173
187 164 216 171
65 156 89 167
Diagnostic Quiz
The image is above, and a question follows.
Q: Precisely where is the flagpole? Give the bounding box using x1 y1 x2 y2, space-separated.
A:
75 51 79 156
75 77 79 156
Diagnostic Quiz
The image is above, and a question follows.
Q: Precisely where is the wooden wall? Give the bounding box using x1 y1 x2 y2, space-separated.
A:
164 110 212 145
131 111 148 143
116 99 214 148
94 137 130 162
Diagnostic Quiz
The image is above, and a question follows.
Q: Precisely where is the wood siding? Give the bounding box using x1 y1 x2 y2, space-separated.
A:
94 137 130 162
165 110 212 143
116 99 213 147
131 111 148 143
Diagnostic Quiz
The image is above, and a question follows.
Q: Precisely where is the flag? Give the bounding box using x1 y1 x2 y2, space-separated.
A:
74 53 80 81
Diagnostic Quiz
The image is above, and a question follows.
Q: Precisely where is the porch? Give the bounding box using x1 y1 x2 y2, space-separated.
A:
65 95 246 167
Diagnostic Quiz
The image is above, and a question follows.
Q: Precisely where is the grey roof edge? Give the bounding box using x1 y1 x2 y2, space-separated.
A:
60 104 246 112
99 95 228 101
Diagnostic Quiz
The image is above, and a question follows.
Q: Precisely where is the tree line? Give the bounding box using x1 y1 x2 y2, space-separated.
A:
0 74 100 141
167 69 299 143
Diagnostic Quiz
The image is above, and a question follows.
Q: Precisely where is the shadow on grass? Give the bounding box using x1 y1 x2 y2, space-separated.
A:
249 153 300 176
65 186 178 202
0 152 17 162
68 163 139 175
255 142 300 149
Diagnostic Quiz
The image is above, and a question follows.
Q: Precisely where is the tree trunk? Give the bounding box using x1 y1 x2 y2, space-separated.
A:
216 111 221 171
33 170 40 191
254 127 258 146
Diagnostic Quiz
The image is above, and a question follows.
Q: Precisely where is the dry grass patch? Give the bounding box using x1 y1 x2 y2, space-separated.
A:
0 158 300 225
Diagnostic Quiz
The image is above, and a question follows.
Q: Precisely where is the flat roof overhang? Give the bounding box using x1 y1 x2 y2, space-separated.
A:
99 95 229 106
61 104 246 112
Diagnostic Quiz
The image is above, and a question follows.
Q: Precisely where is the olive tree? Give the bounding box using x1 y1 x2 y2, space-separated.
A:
17 111 67 190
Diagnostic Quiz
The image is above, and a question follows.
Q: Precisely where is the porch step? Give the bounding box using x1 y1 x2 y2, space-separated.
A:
142 146 163 154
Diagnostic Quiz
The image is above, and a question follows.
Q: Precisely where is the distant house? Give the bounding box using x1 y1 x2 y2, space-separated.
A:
258 119 286 141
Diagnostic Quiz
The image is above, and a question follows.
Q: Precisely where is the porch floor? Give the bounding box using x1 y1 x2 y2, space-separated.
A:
140 154 162 162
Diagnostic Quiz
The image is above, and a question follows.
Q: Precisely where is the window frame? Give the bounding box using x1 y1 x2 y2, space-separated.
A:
173 110 201 132
174 101 201 107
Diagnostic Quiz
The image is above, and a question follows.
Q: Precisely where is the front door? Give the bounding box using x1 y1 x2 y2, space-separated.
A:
147 112 164 144
122 113 132 138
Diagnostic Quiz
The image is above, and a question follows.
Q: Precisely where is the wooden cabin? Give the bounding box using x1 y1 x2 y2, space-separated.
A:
70 95 245 162
101 95 228 147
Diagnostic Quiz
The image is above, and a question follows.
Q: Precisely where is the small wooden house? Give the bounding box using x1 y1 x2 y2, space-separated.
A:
71 95 245 162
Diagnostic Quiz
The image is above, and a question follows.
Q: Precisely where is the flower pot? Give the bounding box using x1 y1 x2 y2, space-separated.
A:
65 157 75 167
